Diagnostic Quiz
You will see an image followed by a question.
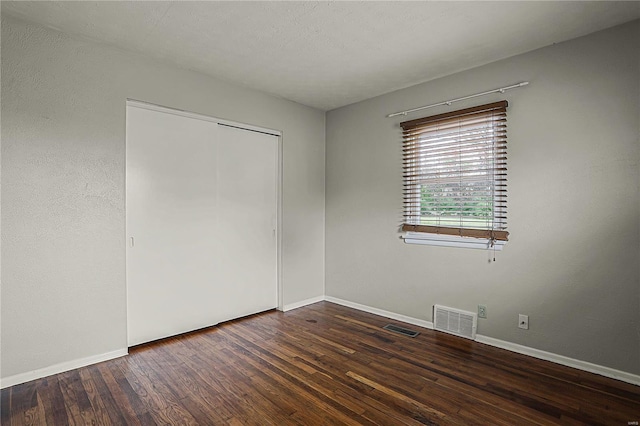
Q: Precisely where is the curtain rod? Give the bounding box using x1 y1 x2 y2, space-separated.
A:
386 81 529 118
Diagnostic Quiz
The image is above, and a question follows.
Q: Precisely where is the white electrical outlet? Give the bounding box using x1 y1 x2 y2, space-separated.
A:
518 314 529 330
478 305 487 319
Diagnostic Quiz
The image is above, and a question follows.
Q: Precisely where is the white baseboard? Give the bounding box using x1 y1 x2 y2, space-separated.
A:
324 296 434 329
475 335 640 386
283 295 325 312
323 296 640 386
0 348 128 389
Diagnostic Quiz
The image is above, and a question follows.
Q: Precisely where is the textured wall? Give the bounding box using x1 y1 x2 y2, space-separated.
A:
326 21 640 374
1 15 325 379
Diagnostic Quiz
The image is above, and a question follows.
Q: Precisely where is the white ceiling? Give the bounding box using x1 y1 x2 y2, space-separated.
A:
2 1 639 111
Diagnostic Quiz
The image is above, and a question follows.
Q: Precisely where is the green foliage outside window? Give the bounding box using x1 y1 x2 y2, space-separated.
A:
419 184 493 227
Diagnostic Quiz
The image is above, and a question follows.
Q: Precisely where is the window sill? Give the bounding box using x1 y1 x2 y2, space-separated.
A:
402 232 507 250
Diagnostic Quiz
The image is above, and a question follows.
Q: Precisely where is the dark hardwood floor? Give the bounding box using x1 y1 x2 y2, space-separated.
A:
2 301 639 425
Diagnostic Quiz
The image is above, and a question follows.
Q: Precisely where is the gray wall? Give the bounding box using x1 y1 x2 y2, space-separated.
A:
1 15 325 379
326 21 640 375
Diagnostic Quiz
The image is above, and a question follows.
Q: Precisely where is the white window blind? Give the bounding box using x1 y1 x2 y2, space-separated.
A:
401 101 509 241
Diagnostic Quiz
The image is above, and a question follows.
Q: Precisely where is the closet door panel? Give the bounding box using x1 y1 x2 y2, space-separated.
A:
126 105 219 346
216 125 278 321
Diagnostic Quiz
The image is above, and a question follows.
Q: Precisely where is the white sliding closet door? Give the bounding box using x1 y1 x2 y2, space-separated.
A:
216 124 278 321
127 105 220 346
126 103 278 346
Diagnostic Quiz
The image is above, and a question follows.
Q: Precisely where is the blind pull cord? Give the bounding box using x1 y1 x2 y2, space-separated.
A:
492 237 496 262
489 236 497 263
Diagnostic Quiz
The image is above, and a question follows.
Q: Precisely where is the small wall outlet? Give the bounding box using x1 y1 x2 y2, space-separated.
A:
518 314 529 330
478 305 487 319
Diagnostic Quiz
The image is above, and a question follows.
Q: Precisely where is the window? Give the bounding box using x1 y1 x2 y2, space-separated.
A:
401 101 509 246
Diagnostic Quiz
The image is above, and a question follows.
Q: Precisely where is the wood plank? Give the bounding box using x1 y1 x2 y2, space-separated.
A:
35 378 68 426
77 368 113 426
84 365 129 426
1 387 11 425
123 353 200 425
346 371 450 423
100 361 148 425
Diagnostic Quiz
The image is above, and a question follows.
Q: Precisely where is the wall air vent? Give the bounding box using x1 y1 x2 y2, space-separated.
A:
433 305 477 340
